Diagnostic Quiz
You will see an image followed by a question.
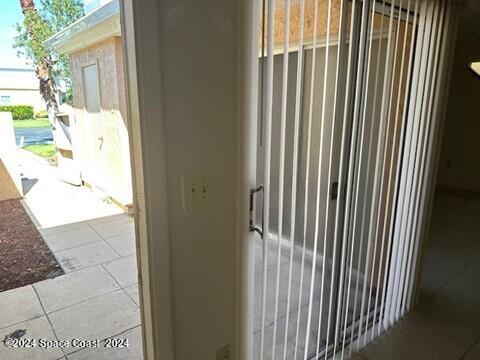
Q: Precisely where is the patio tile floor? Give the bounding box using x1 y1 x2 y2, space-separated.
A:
55 241 121 272
0 214 143 360
103 255 138 288
90 218 134 239
44 227 103 253
48 290 140 354
33 266 120 314
68 326 143 360
0 316 65 360
105 232 136 257
0 285 44 329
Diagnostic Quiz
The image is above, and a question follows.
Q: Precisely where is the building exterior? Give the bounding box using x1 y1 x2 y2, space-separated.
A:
45 0 133 212
0 67 46 112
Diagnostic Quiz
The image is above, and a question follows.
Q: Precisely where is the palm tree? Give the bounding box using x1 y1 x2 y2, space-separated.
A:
18 0 59 120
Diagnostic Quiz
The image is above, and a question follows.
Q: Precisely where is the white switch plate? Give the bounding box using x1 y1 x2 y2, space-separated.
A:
181 175 213 213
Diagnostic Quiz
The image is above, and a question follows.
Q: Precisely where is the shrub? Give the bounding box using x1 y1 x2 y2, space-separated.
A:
0 105 34 120
34 109 48 119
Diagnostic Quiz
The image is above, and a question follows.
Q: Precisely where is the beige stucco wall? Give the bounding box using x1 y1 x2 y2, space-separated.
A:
70 37 133 207
265 0 392 49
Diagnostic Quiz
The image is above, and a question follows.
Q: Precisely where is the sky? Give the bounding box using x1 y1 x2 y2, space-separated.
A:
0 1 89 69
0 1 31 69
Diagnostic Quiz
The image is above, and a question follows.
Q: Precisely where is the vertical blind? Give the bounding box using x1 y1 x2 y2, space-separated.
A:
251 0 455 359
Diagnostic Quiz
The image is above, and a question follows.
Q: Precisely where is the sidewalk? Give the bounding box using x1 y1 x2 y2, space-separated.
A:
18 149 122 229
0 150 143 360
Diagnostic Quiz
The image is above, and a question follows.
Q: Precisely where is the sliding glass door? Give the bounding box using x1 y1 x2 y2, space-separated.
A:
250 0 429 359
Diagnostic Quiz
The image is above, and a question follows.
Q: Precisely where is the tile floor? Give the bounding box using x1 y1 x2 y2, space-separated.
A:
353 193 480 360
0 214 143 360
253 238 368 359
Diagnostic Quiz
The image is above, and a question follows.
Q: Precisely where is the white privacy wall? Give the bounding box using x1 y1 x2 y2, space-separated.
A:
0 112 22 200
127 0 240 359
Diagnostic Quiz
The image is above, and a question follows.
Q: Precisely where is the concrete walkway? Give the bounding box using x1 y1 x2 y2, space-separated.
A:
0 150 143 359
18 149 122 229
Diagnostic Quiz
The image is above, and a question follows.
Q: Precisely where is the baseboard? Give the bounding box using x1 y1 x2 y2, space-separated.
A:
82 180 134 215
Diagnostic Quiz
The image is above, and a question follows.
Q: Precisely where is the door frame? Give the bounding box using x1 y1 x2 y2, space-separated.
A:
119 0 175 359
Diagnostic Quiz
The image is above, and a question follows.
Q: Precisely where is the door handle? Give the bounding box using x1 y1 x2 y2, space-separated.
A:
331 182 339 201
249 185 264 238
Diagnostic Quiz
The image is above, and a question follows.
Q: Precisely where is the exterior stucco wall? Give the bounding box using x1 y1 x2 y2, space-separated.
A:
70 37 133 207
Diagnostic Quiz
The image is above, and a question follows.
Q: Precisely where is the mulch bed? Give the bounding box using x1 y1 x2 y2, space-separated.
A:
0 199 63 292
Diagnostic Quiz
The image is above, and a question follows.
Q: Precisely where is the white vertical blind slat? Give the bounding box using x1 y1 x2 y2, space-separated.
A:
359 0 407 347
323 0 350 357
385 0 436 326
406 0 453 312
380 0 430 331
300 0 325 356
386 0 418 323
271 0 292 357
252 0 453 357
401 0 445 316
282 0 306 358
394 0 441 321
331 0 360 357
313 0 335 357
292 0 320 357
259 0 276 357
368 0 419 341
346 0 396 348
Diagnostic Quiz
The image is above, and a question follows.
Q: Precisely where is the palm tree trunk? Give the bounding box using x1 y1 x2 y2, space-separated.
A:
19 0 59 122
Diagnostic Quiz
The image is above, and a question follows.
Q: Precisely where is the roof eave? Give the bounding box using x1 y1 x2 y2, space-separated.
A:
44 0 121 55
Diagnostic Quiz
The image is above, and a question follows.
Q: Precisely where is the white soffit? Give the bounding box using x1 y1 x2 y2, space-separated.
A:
44 0 120 55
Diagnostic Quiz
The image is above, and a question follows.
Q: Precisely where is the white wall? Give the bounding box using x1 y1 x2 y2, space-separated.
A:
437 9 480 193
0 68 46 112
0 112 22 200
127 0 240 359
0 89 45 112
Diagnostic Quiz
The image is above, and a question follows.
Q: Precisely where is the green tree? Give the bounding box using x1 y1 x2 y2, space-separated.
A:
14 0 84 116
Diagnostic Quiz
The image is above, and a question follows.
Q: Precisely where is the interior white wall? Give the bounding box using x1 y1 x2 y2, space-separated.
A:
126 0 241 359
437 8 480 193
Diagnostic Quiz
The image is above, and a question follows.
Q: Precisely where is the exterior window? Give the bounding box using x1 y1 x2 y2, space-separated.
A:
0 96 11 105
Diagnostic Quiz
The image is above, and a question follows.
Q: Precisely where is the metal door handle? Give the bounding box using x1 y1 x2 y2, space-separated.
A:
249 185 264 238
331 182 339 201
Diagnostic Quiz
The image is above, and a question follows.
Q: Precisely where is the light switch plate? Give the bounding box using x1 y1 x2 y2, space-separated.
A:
181 174 214 213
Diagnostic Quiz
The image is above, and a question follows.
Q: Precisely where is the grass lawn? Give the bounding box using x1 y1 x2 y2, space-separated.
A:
13 118 50 128
23 144 56 158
